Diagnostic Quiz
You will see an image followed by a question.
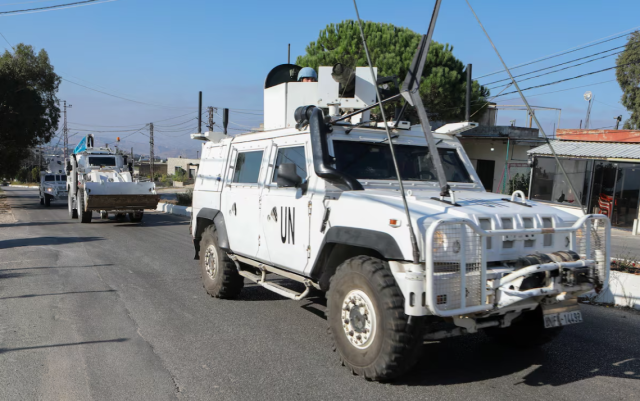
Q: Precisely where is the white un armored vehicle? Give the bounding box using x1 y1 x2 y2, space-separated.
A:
189 7 610 381
67 134 160 223
39 155 68 207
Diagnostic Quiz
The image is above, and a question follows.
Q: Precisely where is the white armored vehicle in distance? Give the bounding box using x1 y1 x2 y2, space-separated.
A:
39 155 68 207
67 134 160 223
189 4 610 381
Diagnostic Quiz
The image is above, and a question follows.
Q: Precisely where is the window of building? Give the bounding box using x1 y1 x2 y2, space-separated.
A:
272 146 307 183
232 151 264 184
530 157 591 205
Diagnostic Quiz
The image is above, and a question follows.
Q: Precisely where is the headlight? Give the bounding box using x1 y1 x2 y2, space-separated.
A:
46 188 52 192
433 231 461 254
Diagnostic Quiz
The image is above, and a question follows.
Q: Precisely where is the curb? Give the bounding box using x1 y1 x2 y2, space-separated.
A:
156 202 191 217
6 185 38 188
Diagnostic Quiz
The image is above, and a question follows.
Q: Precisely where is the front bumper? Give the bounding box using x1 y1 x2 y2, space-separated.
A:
394 214 610 317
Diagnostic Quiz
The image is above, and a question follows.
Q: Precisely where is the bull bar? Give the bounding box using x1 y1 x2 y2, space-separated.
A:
424 214 610 317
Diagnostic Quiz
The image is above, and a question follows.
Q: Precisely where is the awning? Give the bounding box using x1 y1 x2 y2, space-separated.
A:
528 140 640 161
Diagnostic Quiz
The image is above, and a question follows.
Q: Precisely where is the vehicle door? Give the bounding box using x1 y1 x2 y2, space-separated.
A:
259 136 312 272
221 140 270 258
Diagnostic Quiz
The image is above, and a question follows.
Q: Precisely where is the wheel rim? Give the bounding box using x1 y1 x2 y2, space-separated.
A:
204 244 218 280
341 289 377 349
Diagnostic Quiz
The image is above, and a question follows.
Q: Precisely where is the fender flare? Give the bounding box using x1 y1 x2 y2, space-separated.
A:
193 208 230 260
310 226 405 280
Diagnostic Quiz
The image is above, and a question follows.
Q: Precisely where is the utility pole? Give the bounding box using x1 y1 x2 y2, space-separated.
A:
207 106 215 131
288 43 290 63
223 108 229 135
63 101 72 159
149 123 154 180
465 64 472 121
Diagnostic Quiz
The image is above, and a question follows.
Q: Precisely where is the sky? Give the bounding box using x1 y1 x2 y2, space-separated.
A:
1 0 638 158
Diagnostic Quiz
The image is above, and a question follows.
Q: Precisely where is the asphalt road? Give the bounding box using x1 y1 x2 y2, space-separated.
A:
2 186 640 400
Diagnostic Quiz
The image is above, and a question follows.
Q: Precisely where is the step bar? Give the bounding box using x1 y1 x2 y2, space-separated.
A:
229 255 320 301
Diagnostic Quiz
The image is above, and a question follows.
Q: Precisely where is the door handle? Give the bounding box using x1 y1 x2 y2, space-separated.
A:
270 206 278 222
230 202 237 216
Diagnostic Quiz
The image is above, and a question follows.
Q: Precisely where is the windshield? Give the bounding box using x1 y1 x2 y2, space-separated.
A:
56 175 67 182
333 141 473 183
88 156 117 167
44 174 55 181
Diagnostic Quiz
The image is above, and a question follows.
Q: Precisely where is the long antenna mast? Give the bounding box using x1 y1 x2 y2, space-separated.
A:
465 0 584 213
352 0 420 263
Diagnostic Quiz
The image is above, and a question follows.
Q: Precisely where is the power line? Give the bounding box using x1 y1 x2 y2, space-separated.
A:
0 0 115 15
594 99 627 112
476 27 640 79
482 45 627 86
493 63 634 98
495 79 616 103
62 78 196 110
487 54 621 91
0 0 56 7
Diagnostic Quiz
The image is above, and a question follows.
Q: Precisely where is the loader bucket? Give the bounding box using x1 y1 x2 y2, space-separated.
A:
85 194 160 211
84 181 160 211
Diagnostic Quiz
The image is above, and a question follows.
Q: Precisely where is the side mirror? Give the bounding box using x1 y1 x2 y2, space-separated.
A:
276 163 302 188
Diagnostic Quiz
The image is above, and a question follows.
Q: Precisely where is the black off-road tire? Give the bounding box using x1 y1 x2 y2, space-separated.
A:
484 306 563 348
128 211 144 222
199 225 244 299
326 256 425 381
68 191 78 219
40 196 44 205
115 213 126 221
44 194 51 207
79 190 92 223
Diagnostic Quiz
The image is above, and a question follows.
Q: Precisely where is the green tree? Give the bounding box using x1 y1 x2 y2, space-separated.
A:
616 31 640 129
296 20 489 121
0 44 61 177
31 167 40 183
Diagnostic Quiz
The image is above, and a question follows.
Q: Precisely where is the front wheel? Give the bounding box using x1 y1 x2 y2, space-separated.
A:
326 256 425 381
128 211 144 222
199 225 244 299
44 194 51 207
484 306 563 347
79 190 92 223
68 191 78 219
40 196 44 205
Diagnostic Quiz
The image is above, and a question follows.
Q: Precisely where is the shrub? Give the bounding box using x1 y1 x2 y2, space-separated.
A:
176 189 193 206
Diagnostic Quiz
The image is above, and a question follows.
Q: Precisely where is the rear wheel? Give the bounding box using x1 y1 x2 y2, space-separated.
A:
128 211 144 222
485 306 563 347
79 190 92 223
68 191 78 219
326 256 425 381
199 225 244 299
115 213 126 221
44 194 51 207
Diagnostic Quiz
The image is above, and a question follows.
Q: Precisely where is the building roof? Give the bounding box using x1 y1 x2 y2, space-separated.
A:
528 140 640 161
556 129 640 143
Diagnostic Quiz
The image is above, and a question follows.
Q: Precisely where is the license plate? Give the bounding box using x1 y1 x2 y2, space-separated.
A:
543 310 583 328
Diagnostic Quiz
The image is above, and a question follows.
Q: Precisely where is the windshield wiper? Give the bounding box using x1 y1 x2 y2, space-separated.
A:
378 134 399 144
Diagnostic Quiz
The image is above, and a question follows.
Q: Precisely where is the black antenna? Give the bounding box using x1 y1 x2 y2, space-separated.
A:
223 108 229 135
352 0 421 264
401 0 450 198
465 0 584 212
198 91 202 134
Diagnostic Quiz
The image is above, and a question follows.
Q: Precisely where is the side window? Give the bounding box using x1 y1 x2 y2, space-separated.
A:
272 146 307 182
232 150 264 184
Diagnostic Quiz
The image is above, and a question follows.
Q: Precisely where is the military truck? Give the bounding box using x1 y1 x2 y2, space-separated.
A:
39 155 68 207
67 134 160 223
188 5 610 380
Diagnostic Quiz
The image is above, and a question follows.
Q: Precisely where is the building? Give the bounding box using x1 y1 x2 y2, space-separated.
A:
456 104 546 193
528 129 640 230
167 157 199 179
137 162 168 177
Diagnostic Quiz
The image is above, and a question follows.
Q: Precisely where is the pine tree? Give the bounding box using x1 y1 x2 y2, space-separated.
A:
616 31 640 129
296 20 489 121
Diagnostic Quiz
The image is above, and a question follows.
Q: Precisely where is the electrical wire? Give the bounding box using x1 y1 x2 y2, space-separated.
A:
0 0 115 16
493 63 634 98
476 26 640 79
483 47 626 88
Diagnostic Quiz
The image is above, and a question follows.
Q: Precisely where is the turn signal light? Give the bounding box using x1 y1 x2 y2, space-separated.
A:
389 219 401 227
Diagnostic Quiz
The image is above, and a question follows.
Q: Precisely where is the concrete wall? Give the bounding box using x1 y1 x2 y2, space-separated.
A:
138 163 167 176
460 138 539 194
167 158 199 178
589 271 640 310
